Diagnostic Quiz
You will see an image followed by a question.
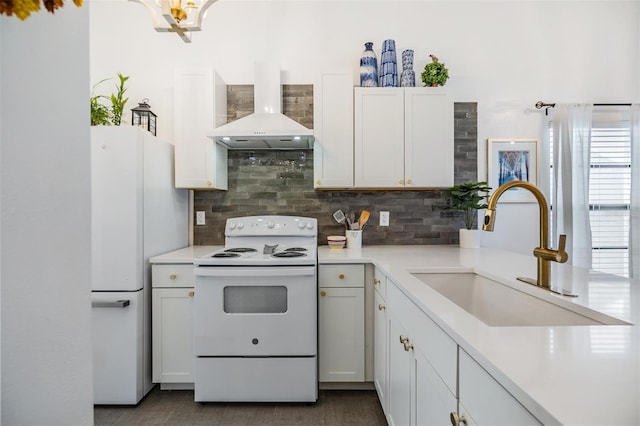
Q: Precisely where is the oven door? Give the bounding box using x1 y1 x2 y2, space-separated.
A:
193 266 317 357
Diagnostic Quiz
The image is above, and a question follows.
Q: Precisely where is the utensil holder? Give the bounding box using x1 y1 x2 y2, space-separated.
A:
346 230 362 249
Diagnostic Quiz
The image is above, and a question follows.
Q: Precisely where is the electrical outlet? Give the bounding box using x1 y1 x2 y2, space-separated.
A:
379 211 390 227
196 211 206 226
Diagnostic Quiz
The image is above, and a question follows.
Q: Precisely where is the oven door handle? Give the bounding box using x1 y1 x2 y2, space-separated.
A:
194 266 315 277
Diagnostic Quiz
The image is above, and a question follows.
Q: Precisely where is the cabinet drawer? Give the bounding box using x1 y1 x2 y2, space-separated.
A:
373 267 387 300
459 349 541 425
319 264 364 288
388 279 457 395
152 264 194 288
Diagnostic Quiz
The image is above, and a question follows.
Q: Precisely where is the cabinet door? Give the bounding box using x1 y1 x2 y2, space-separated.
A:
374 290 389 415
387 313 413 426
318 287 365 382
152 288 195 383
354 88 405 188
314 72 354 188
174 68 228 190
404 88 453 188
415 345 457 426
459 349 541 425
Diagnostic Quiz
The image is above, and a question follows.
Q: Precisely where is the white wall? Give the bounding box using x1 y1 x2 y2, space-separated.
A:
1 3 94 425
90 0 640 254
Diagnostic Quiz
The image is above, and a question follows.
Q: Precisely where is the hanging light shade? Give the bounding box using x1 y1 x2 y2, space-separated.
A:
131 99 158 136
130 0 218 43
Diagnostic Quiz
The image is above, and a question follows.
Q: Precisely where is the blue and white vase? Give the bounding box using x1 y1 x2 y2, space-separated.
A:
400 49 415 87
359 42 378 87
379 39 398 87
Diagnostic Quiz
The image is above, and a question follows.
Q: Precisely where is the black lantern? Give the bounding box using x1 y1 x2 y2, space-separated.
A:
131 98 157 136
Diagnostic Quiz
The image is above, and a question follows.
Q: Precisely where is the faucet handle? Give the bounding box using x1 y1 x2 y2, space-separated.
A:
556 234 569 263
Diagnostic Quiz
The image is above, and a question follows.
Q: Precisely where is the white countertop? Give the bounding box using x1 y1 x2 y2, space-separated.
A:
319 245 640 426
149 245 222 263
150 244 639 424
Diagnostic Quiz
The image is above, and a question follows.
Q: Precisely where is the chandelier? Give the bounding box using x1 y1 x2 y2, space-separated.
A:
130 0 218 43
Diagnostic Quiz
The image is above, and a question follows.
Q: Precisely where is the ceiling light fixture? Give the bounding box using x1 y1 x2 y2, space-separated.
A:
130 0 218 43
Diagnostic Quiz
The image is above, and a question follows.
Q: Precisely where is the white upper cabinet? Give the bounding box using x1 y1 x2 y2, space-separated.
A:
354 88 405 188
313 72 354 189
354 87 453 189
404 88 454 187
174 68 228 190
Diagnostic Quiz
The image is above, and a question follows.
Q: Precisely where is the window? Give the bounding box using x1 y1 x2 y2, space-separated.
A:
550 106 631 277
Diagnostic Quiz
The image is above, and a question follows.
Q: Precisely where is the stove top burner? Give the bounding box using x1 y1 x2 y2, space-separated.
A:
212 252 241 258
224 247 258 253
273 251 306 258
284 247 308 252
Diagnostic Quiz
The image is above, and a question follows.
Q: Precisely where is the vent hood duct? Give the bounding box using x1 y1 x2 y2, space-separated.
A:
208 63 314 150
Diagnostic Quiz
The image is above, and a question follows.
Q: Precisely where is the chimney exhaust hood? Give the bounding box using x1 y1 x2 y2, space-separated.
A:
208 63 314 150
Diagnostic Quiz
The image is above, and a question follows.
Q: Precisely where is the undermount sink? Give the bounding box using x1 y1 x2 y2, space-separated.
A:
411 273 629 327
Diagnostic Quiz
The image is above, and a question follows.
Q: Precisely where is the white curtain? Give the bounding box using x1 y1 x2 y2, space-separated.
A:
629 104 640 278
551 104 593 269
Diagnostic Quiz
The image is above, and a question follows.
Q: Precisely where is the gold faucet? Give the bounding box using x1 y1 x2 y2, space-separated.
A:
482 181 575 296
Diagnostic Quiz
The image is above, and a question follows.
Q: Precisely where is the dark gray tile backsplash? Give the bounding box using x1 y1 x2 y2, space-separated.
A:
193 85 477 246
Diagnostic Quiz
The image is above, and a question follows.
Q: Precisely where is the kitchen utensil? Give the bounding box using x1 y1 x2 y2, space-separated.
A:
359 210 371 229
333 210 346 226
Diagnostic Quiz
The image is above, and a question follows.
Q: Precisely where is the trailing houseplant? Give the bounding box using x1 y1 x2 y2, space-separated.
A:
448 181 491 230
421 54 449 87
90 73 129 126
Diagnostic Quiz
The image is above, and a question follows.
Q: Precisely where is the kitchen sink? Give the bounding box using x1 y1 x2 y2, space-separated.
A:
411 273 630 327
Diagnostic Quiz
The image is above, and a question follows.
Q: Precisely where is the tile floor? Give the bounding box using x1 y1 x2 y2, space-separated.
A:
94 387 388 425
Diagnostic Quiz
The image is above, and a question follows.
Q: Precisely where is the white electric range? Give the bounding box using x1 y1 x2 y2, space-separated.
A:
193 215 318 402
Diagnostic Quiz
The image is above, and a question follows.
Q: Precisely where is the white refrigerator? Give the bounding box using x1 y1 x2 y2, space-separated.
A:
91 126 188 404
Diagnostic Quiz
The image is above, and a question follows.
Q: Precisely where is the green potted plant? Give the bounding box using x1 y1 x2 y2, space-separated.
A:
448 181 491 248
421 54 449 87
90 72 129 126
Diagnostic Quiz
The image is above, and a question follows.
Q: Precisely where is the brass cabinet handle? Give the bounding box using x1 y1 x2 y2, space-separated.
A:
320 290 327 297
374 278 380 285
169 274 177 280
399 179 404 185
188 291 194 297
399 335 409 344
403 340 414 351
338 273 345 279
450 412 467 426
378 304 386 311
316 179 321 185
206 180 212 186
407 179 413 185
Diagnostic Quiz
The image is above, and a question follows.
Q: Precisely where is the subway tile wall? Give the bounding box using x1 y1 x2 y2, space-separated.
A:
193 85 477 246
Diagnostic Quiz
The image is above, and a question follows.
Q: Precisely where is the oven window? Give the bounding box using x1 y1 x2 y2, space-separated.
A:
223 286 288 314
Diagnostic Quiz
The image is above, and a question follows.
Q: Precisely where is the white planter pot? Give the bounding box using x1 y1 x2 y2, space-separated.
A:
459 229 480 249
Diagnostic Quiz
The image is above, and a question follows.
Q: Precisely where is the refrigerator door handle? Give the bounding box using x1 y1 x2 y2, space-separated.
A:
92 299 131 308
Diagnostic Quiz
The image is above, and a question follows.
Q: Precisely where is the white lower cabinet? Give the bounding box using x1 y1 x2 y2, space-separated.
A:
373 289 388 414
415 344 458 425
458 349 541 425
377 272 541 426
387 306 456 426
151 264 195 388
318 264 365 382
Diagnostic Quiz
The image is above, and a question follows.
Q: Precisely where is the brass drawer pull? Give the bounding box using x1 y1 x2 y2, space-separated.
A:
169 274 177 280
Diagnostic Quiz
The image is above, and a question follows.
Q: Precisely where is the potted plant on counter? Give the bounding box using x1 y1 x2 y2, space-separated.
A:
448 181 491 248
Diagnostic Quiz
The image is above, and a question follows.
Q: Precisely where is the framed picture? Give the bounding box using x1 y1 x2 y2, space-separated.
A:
487 138 539 203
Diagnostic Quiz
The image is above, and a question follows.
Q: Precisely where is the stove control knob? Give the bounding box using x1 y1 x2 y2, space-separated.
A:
298 221 306 229
229 222 236 230
267 221 275 229
305 222 314 230
237 222 245 230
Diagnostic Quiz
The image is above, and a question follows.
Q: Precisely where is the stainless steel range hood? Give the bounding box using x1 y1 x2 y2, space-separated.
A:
208 63 314 150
